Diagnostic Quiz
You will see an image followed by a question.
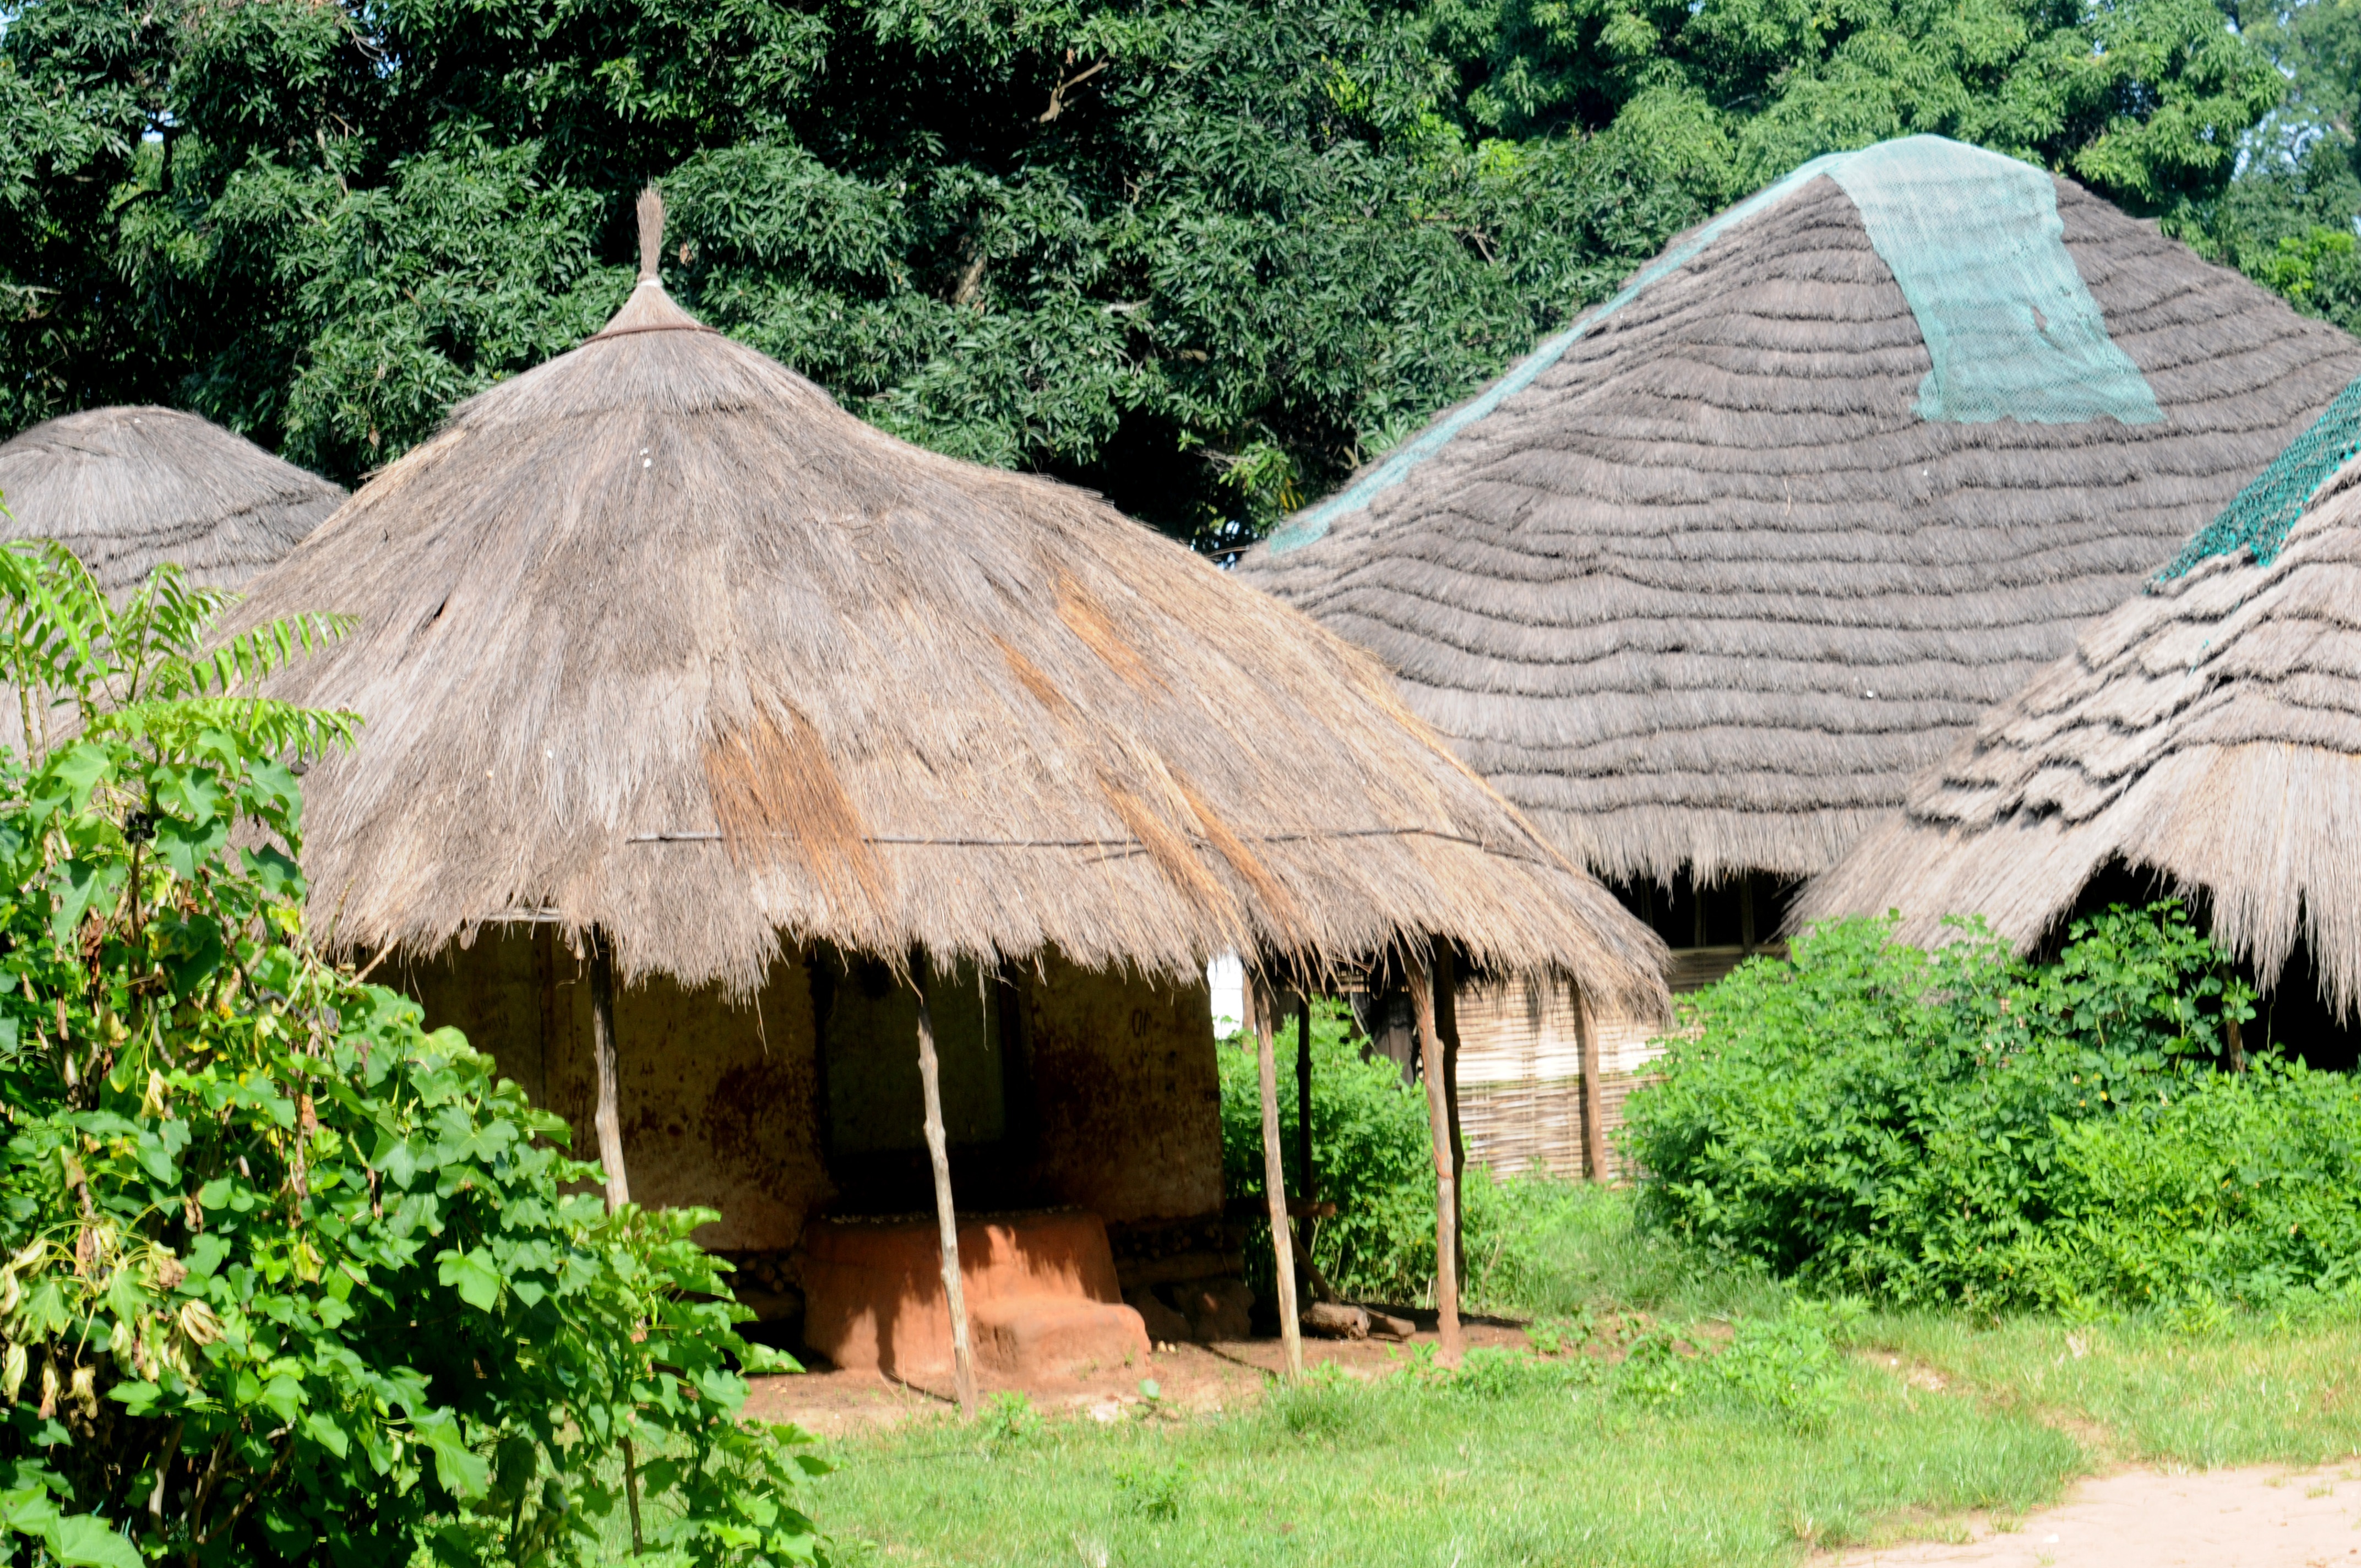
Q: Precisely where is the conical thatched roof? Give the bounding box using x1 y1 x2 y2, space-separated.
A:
0 407 343 595
224 206 1667 1008
1798 453 2361 1015
1236 136 2361 888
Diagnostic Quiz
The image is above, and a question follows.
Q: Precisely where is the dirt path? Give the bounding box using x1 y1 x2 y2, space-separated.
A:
1825 1467 2361 1566
742 1317 1534 1436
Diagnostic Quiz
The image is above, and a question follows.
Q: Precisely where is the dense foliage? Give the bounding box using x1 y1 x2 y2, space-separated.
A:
0 542 824 1565
0 0 2332 545
1217 1003 1441 1305
1626 906 2361 1314
1216 1000 1614 1311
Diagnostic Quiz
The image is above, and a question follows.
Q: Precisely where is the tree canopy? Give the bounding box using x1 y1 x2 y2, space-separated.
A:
0 0 2348 545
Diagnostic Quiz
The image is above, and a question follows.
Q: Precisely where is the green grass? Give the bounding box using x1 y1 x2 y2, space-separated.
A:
814 1365 2073 1566
1873 1310 2361 1469
790 1186 2361 1566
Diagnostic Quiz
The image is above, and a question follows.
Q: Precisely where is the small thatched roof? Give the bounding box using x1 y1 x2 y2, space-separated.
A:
1237 136 2361 888
1798 453 2361 1015
225 198 1667 1009
0 407 342 595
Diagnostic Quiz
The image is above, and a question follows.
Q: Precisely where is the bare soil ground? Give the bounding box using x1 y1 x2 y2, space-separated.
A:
1823 1466 2361 1567
741 1313 1533 1436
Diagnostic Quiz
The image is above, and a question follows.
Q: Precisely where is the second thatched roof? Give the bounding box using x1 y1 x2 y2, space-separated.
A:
1797 452 2361 1015
0 407 343 595
224 199 1667 1010
1237 136 2361 888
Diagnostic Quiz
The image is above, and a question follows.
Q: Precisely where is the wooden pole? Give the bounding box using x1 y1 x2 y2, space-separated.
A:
589 929 630 1211
1408 955 1462 1364
1250 977 1304 1381
913 967 978 1418
1433 940 1465 1282
1294 993 1314 1201
1575 981 1608 1182
587 929 641 1553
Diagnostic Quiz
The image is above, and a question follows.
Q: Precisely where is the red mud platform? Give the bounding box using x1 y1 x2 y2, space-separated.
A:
801 1210 1150 1380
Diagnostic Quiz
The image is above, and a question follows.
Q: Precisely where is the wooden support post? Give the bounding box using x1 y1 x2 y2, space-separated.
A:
1408 955 1462 1364
1432 941 1466 1281
1575 981 1607 1183
1740 872 1757 954
915 967 978 1418
1250 977 1304 1381
1295 993 1314 1201
589 929 630 1212
587 929 642 1553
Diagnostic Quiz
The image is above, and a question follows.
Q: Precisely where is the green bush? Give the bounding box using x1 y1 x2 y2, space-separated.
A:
1216 1001 1621 1311
1217 1002 1439 1306
1625 905 2361 1313
0 544 827 1565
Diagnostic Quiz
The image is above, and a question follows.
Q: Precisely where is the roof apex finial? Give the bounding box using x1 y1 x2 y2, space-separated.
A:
637 187 665 285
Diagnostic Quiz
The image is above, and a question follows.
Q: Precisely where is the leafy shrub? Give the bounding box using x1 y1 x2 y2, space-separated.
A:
0 546 827 1565
1625 905 2361 1312
1217 1003 1439 1305
1218 1004 1666 1311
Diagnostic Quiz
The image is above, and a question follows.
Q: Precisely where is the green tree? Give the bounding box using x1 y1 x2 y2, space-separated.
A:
0 0 2296 544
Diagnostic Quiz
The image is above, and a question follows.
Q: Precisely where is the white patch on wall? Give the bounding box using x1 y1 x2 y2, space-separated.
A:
1207 953 1243 1036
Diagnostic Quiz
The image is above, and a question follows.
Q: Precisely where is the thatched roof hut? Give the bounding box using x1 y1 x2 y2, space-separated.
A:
0 406 342 595
1236 135 2361 894
224 197 1664 1380
225 210 1665 1006
1798 445 2361 1017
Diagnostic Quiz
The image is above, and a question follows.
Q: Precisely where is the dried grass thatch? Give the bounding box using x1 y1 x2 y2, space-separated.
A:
225 205 1667 1011
1238 147 2361 887
0 407 342 595
1799 453 2361 1016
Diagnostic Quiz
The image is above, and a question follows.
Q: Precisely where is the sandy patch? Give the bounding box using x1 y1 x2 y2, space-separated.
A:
1825 1467 2361 1567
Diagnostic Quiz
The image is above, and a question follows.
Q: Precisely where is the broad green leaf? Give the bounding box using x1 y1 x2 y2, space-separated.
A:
437 1248 503 1311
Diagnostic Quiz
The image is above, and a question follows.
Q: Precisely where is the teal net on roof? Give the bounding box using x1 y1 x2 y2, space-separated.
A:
1265 135 2161 557
2161 373 2361 577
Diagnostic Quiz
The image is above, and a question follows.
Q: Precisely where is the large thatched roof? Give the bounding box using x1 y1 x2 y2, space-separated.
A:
0 407 342 595
1236 136 2361 887
1798 453 2361 1015
225 205 1667 1008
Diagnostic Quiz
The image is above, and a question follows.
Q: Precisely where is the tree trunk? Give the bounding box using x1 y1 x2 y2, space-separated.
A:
590 930 630 1212
915 973 978 1418
1252 977 1304 1380
1408 956 1462 1364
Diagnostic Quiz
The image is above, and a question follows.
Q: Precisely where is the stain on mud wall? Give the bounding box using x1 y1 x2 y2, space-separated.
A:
401 928 829 1252
1022 955 1221 1224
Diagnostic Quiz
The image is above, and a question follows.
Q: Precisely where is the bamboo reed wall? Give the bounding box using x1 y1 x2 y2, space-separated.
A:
1456 946 1772 1180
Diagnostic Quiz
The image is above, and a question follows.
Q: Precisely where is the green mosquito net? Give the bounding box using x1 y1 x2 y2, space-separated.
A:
1266 135 2160 557
2162 374 2361 576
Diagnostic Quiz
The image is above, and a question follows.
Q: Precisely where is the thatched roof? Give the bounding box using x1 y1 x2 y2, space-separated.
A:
224 200 1667 1009
1797 452 2361 1015
0 407 342 595
1236 136 2361 888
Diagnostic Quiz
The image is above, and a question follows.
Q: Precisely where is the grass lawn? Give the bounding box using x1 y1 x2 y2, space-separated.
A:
797 1186 2361 1567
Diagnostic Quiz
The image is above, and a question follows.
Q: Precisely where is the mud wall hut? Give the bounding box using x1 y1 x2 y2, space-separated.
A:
226 196 1667 1384
1237 134 2361 1170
